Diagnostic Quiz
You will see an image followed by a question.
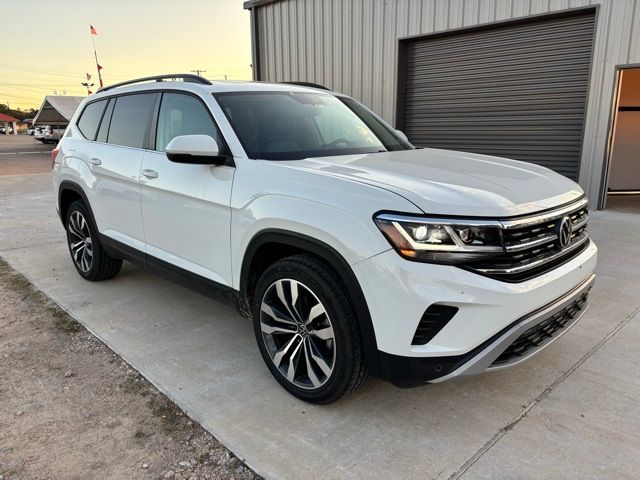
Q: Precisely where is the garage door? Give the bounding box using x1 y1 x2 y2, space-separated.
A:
399 10 596 181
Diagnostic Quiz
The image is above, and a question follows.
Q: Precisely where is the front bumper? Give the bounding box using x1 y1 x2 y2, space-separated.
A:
377 273 594 387
352 239 597 386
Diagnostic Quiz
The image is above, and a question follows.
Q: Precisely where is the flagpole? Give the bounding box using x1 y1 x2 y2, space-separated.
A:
90 28 103 88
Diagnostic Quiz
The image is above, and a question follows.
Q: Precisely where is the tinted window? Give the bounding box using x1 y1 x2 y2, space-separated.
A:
215 92 411 160
107 93 156 148
96 98 115 143
340 97 412 151
77 100 106 140
156 93 223 152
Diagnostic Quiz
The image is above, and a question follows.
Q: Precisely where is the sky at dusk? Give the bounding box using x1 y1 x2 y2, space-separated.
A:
0 0 252 110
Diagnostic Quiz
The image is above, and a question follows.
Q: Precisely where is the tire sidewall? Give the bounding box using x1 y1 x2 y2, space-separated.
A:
251 256 359 403
65 200 101 280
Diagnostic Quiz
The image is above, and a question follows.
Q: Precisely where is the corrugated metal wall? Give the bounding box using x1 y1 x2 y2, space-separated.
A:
251 0 640 205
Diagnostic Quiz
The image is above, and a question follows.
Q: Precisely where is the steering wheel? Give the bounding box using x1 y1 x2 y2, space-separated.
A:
326 138 350 149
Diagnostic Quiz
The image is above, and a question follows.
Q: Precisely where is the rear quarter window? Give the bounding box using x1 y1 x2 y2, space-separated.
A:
76 100 107 140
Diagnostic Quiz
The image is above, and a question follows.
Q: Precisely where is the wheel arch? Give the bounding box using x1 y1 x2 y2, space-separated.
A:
58 181 94 227
240 229 381 376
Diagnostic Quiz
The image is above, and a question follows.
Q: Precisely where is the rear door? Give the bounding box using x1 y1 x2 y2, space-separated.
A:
88 92 157 251
139 92 235 286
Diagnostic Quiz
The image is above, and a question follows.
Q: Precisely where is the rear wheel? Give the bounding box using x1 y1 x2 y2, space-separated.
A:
252 255 367 404
65 200 122 281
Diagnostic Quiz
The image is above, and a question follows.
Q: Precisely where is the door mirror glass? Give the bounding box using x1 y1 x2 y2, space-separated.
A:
165 134 225 165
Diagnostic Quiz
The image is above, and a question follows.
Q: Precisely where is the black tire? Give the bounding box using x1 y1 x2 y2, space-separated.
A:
65 200 122 281
251 255 368 404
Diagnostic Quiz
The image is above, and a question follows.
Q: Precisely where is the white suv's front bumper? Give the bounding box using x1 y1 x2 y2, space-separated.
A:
352 240 597 386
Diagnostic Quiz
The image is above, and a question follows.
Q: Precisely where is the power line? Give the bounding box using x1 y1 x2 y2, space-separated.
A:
190 69 207 76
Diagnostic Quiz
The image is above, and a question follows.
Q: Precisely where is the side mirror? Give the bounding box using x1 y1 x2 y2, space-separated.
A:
165 134 227 165
394 129 409 143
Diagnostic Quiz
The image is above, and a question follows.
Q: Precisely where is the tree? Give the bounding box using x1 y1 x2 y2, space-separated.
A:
0 105 38 121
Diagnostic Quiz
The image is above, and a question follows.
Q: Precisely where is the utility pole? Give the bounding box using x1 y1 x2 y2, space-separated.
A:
191 69 207 76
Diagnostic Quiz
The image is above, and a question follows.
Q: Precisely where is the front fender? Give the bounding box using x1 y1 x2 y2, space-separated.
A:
231 194 391 289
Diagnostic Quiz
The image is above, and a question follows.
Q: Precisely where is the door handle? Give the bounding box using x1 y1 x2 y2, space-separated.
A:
142 169 158 179
89 157 102 166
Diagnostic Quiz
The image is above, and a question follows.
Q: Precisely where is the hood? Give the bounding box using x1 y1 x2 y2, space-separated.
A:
285 148 584 217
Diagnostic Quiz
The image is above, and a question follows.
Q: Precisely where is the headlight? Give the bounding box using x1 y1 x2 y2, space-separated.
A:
374 213 503 264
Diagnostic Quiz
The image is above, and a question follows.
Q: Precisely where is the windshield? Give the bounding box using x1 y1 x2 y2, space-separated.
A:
214 91 411 160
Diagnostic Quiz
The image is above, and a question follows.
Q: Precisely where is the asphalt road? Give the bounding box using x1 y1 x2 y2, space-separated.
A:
1 151 639 479
0 135 52 176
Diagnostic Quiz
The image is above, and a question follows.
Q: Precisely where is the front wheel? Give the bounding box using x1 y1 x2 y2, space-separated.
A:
251 255 367 404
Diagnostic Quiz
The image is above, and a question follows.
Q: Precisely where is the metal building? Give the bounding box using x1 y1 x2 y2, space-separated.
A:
244 0 640 210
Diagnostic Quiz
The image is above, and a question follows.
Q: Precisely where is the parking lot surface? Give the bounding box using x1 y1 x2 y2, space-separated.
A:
0 135 52 175
1 166 639 479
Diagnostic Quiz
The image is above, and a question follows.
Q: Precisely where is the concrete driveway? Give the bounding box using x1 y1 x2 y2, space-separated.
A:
1 169 639 479
0 134 52 175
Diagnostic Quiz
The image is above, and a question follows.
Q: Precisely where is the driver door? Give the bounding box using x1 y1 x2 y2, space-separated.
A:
139 92 235 286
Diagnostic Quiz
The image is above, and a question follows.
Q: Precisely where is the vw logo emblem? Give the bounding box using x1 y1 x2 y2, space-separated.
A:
557 216 573 249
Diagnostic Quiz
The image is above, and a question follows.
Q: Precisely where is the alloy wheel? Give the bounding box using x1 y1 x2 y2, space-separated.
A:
260 278 336 390
68 210 93 273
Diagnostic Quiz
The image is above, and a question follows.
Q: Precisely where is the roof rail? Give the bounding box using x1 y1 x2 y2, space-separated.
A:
97 74 212 93
280 81 330 91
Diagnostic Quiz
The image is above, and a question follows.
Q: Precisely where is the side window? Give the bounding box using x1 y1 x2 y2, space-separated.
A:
96 98 115 143
76 100 107 140
155 93 224 152
107 93 156 148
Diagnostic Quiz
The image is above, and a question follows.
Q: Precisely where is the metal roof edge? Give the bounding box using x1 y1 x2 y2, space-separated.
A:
243 0 283 10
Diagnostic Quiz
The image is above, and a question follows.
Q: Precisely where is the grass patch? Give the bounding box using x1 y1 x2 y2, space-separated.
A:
119 375 149 396
147 394 188 435
49 307 82 334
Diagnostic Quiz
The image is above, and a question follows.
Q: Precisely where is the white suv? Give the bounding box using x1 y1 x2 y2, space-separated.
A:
52 74 597 404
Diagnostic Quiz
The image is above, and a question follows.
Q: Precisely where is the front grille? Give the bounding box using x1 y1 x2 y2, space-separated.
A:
492 289 590 366
466 199 590 282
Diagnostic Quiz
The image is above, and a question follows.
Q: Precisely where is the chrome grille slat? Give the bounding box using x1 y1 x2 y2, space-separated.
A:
466 199 590 281
500 198 588 229
474 232 589 275
504 233 558 252
572 216 588 231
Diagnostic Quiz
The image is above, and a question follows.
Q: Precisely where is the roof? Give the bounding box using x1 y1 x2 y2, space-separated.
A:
0 112 19 123
32 95 84 125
